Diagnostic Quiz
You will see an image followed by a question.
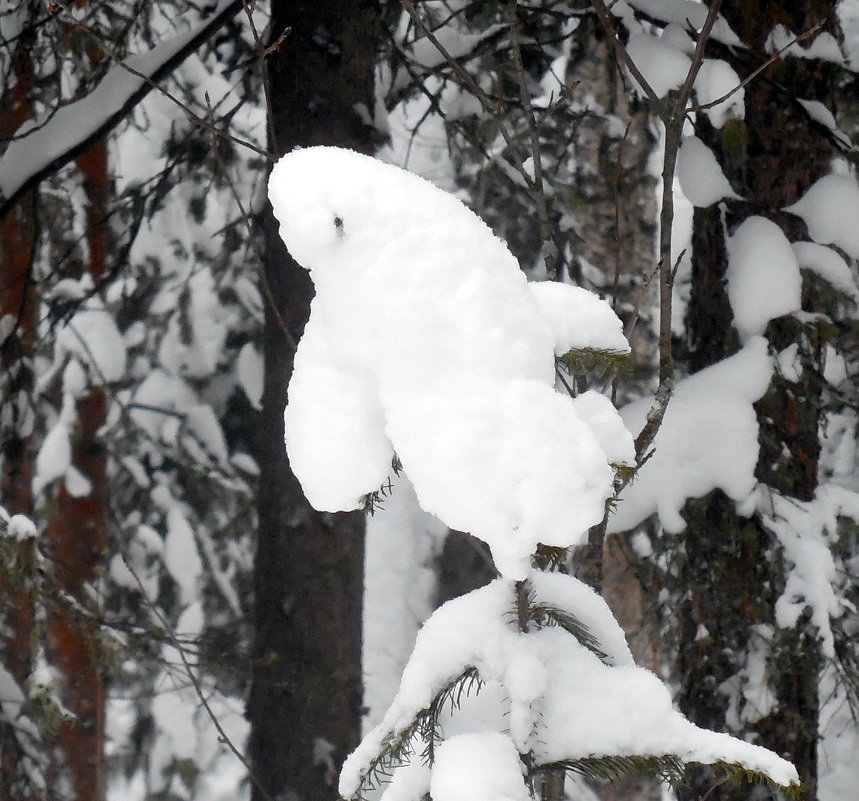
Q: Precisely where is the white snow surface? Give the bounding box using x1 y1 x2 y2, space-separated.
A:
786 174 859 259
694 59 744 129
0 0 240 204
677 136 739 207
762 484 859 658
39 307 127 394
765 25 845 64
609 337 773 534
340 573 798 799
363 474 448 730
623 0 742 47
797 100 852 149
792 241 859 302
269 146 634 579
430 733 530 801
727 216 802 340
626 34 690 98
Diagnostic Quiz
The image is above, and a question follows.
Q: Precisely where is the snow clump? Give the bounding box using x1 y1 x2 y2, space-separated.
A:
268 146 634 579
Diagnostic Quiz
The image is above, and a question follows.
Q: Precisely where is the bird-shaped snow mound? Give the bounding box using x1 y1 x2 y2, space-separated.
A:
269 146 634 578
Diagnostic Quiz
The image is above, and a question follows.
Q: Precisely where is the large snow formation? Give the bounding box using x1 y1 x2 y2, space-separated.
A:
340 573 799 800
268 146 634 579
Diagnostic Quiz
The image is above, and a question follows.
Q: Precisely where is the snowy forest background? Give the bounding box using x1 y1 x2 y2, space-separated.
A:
2 1 859 800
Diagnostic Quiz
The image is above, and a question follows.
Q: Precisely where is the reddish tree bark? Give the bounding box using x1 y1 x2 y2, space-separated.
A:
0 14 39 799
42 22 112 795
43 130 111 801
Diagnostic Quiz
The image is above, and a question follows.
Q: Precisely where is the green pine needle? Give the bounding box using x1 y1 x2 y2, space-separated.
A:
348 667 484 801
557 347 633 377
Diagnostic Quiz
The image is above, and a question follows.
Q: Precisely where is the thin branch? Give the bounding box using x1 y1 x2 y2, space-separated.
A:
689 21 824 115
0 0 267 222
66 10 272 160
399 0 535 190
508 0 559 277
632 0 722 462
589 0 667 118
240 0 288 155
122 556 277 801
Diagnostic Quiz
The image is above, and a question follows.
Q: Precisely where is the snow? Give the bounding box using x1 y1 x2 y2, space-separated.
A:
430 733 530 801
765 25 845 64
164 508 203 606
792 241 859 302
528 280 629 355
797 100 851 149
528 570 633 666
677 136 739 207
609 337 773 534
0 0 241 206
694 59 744 128
626 34 690 98
363 474 448 730
786 174 859 259
726 216 802 340
236 343 263 410
762 484 859 658
33 396 74 496
182 404 230 469
269 146 633 579
6 514 36 541
41 307 128 391
839 0 859 67
0 663 24 723
623 0 742 47
819 663 859 801
405 25 506 71
131 370 198 442
340 574 799 799
157 268 231 379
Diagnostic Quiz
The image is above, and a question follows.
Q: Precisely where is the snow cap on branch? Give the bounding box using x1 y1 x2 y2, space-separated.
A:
269 146 633 579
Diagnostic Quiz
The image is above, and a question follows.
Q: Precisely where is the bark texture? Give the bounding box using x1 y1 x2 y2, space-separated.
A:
678 3 840 798
0 13 39 797
248 3 381 800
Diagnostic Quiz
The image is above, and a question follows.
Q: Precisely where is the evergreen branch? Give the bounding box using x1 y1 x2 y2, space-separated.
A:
543 753 685 784
557 347 633 377
540 754 801 797
351 667 484 801
361 454 403 515
530 603 611 664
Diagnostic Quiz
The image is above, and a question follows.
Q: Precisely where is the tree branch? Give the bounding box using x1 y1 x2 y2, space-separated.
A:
0 0 253 223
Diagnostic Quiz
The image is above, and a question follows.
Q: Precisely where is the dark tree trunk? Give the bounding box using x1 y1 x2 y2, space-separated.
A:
678 3 840 799
248 3 381 800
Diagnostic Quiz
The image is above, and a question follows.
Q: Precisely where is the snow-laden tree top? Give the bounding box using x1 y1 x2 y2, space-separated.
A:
268 146 634 579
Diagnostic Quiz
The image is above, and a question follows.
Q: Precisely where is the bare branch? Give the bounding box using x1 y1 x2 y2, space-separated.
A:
690 21 824 115
123 555 278 801
0 0 267 223
590 0 667 119
508 0 560 278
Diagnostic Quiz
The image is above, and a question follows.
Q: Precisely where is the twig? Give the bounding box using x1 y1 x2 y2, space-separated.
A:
399 0 535 191
508 0 559 277
590 0 666 118
123 555 277 801
689 21 824 115
240 0 288 155
202 93 297 350
59 5 273 161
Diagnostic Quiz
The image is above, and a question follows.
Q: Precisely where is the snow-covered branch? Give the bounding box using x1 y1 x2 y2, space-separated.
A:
0 0 244 221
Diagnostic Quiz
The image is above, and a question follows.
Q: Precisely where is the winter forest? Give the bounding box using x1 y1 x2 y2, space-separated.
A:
2 0 859 800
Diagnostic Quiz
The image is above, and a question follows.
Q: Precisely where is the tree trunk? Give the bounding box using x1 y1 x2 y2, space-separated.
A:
0 14 39 798
248 3 381 800
678 3 839 798
43 123 112 801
